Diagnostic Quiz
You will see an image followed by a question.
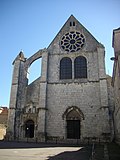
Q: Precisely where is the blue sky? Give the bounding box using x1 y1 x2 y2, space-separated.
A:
0 0 120 107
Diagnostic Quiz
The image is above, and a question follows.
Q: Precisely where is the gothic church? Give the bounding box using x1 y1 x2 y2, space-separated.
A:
7 15 114 143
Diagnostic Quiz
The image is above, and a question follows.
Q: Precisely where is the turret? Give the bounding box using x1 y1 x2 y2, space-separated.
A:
7 51 26 140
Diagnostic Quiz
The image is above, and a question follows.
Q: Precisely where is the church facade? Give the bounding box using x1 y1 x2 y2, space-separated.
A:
7 15 114 143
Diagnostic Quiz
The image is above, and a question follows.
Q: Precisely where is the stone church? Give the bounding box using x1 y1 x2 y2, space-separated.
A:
7 15 114 143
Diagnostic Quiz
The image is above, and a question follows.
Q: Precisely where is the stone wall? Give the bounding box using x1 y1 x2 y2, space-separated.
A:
0 124 6 140
112 28 120 144
45 15 110 142
7 15 113 143
46 82 110 141
0 107 8 140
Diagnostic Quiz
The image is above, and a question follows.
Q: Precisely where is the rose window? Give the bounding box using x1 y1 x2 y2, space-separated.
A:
60 31 85 52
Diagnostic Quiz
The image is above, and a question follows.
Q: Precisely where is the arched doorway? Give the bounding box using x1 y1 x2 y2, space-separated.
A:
25 120 34 138
63 106 84 139
66 110 80 139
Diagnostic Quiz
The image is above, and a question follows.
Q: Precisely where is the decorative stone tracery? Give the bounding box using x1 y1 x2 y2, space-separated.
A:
60 31 85 52
62 106 84 120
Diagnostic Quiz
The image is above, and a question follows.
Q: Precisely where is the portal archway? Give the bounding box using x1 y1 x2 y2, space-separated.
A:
25 120 34 138
63 106 84 139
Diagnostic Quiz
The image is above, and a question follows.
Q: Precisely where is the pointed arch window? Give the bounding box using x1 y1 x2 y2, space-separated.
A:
60 57 72 79
74 56 87 78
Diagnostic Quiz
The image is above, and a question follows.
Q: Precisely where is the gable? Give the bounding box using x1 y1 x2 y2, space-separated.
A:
48 15 103 54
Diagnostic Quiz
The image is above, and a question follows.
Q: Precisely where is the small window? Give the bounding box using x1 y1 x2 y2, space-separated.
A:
73 21 75 26
60 57 72 79
70 21 75 27
74 56 87 78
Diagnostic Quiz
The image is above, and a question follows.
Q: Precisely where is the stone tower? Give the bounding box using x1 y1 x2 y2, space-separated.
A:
7 51 26 139
7 15 112 143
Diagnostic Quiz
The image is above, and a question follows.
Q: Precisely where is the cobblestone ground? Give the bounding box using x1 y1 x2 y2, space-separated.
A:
0 141 91 160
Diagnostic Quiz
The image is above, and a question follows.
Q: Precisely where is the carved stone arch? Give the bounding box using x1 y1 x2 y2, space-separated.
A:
25 48 47 68
62 106 84 120
24 119 34 124
24 48 47 83
63 106 84 139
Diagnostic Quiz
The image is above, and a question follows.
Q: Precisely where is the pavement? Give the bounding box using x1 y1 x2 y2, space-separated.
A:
0 141 91 160
107 142 120 160
0 141 120 160
92 142 120 160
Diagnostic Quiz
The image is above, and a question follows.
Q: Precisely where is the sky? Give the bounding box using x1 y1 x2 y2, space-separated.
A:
0 0 120 107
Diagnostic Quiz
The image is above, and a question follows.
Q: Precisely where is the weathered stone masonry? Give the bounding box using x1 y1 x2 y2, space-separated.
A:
7 15 114 143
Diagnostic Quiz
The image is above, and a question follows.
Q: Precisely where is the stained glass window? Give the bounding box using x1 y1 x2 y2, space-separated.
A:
74 56 87 78
60 57 72 79
61 31 85 52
